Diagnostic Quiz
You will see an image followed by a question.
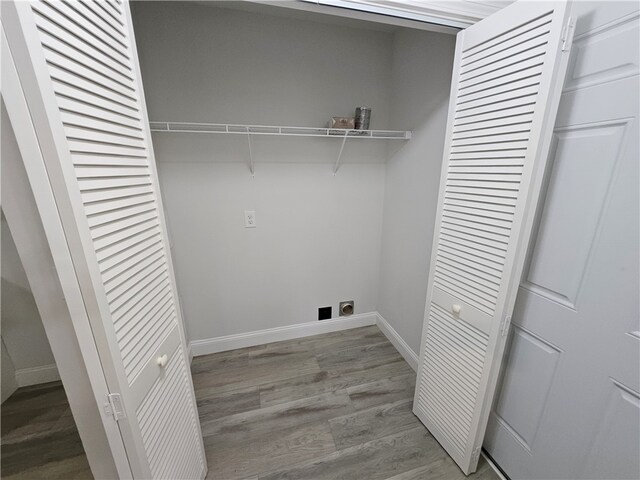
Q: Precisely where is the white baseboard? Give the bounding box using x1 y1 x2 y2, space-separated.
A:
375 312 419 371
190 312 378 357
15 363 60 387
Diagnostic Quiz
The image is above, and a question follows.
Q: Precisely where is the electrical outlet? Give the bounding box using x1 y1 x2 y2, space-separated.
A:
244 210 256 228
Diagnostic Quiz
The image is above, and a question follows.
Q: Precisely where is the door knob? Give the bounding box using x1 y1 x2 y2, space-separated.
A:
157 354 168 368
452 304 462 315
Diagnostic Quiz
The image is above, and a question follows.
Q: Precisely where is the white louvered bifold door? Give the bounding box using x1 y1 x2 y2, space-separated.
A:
4 1 207 478
413 1 574 474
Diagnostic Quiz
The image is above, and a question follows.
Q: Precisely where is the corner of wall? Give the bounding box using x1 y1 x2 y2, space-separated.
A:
376 28 456 364
375 312 418 371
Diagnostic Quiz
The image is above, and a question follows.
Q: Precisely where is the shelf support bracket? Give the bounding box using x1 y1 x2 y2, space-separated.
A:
246 133 254 176
333 134 348 175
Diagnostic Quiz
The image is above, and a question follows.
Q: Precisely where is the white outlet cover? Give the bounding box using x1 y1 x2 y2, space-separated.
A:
244 210 256 228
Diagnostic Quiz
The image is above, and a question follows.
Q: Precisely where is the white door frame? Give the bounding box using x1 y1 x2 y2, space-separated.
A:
1 22 132 479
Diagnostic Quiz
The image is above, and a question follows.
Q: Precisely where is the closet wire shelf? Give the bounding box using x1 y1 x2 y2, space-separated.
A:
149 122 412 175
149 122 412 139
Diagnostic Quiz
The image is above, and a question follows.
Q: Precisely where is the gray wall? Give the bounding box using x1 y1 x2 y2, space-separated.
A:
1 103 58 396
377 29 456 355
132 2 394 341
1 216 57 392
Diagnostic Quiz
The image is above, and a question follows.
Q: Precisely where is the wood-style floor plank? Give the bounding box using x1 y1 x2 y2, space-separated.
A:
329 399 419 449
201 390 353 438
386 455 499 480
2 325 500 480
1 382 91 479
259 426 447 480
347 373 416 410
192 349 321 395
259 359 413 408
196 386 261 422
316 340 403 372
204 421 336 480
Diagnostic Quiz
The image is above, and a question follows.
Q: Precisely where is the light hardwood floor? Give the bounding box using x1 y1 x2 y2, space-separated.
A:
1 325 500 480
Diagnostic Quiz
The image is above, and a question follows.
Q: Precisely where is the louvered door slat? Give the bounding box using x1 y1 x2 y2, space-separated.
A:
38 28 134 86
66 128 146 150
112 277 170 329
55 88 138 127
82 184 155 204
462 11 553 61
13 0 207 477
53 82 141 123
439 230 507 257
87 202 155 232
101 240 163 283
58 98 142 130
74 0 126 40
94 222 161 261
78 0 123 34
113 298 171 348
77 166 149 179
32 5 133 76
63 116 143 142
121 309 174 365
73 153 149 168
114 287 172 343
454 105 535 128
68 140 146 158
453 112 535 133
40 0 130 60
103 246 165 290
457 82 541 112
460 43 548 83
439 235 506 264
452 122 531 140
44 50 138 104
456 97 538 121
414 1 573 474
102 0 121 15
460 18 552 72
451 131 530 146
63 0 128 47
459 57 545 92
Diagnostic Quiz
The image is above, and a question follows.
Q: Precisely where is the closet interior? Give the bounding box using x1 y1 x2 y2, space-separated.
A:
130 1 455 350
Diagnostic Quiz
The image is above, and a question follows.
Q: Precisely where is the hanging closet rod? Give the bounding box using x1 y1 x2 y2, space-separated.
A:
149 122 412 140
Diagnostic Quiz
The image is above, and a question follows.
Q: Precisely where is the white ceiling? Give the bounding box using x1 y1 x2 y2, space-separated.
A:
288 0 515 31
191 0 514 35
194 1 402 32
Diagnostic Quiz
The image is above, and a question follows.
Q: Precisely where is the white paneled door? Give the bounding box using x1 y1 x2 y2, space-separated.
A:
484 2 640 479
2 0 206 478
413 1 575 474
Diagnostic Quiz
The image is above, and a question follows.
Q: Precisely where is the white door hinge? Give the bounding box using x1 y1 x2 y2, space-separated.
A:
500 315 511 337
561 16 575 52
104 393 126 421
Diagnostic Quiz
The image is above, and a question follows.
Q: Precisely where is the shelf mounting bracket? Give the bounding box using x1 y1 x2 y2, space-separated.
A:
246 133 254 176
333 134 348 175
